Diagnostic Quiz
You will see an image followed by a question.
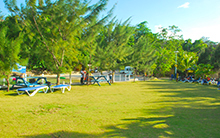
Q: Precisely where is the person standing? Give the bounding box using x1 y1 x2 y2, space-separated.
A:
80 69 84 84
171 74 174 80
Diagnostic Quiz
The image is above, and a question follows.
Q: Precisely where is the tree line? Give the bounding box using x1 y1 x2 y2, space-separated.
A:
0 0 220 89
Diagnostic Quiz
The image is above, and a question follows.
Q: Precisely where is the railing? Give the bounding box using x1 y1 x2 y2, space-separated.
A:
92 73 131 82
113 73 131 82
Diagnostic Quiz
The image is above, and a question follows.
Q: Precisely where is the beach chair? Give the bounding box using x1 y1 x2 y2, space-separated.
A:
217 81 220 87
17 86 49 96
182 78 191 83
190 77 201 83
51 84 71 93
200 79 211 85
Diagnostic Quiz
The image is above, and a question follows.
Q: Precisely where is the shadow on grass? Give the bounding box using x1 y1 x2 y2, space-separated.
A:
25 131 101 138
101 106 220 138
24 80 220 138
102 79 220 137
25 106 220 138
142 80 219 97
3 83 104 97
5 92 20 96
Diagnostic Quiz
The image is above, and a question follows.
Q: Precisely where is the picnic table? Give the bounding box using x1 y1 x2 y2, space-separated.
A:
11 76 51 89
84 75 111 86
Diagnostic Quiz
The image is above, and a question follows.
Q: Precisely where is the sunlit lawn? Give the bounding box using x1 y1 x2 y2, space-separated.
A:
0 80 220 138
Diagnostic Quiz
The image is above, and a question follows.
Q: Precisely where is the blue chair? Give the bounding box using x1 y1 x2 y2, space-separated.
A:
17 86 49 96
217 81 220 87
190 77 201 83
51 84 71 93
201 79 211 85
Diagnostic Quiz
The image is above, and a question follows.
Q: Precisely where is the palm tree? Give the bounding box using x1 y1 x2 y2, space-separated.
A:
178 51 198 76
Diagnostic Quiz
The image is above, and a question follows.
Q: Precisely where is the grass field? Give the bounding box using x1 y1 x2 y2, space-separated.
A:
0 79 220 138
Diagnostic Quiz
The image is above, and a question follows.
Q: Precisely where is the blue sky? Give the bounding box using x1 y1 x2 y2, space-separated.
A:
1 0 220 42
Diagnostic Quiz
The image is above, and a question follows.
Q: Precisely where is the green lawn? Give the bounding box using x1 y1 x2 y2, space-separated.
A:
0 80 220 138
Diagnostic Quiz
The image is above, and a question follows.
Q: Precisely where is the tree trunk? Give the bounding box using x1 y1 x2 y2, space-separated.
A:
111 71 115 84
69 71 72 84
144 71 146 81
148 71 150 79
133 69 136 82
87 70 89 86
6 74 10 92
57 73 60 85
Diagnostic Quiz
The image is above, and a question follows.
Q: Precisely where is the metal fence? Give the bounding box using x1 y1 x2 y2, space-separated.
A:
92 72 146 82
113 74 131 82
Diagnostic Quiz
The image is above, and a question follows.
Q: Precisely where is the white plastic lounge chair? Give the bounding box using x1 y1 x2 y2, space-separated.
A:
51 84 71 93
17 86 49 96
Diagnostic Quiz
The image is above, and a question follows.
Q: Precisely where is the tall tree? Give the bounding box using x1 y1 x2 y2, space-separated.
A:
95 18 135 82
77 5 114 70
127 21 157 81
190 39 207 55
130 36 157 81
5 0 110 84
0 10 4 19
178 51 198 76
0 16 23 91
182 39 192 51
154 25 184 77
211 44 220 70
197 45 215 65
195 64 214 79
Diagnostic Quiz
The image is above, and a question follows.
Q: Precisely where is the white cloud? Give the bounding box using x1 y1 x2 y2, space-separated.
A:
182 22 220 42
155 23 220 42
155 24 220 42
154 25 182 38
155 25 163 33
181 16 220 42
187 27 219 42
178 2 190 8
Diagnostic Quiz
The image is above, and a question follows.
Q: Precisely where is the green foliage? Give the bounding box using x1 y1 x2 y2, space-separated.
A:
2 0 218 78
195 64 214 78
0 16 23 91
190 39 207 55
178 51 198 75
211 44 220 69
198 45 215 65
182 39 192 51
4 0 111 84
154 25 184 77
77 5 113 71
128 21 157 76
134 21 152 42
95 18 135 71
182 39 208 57
154 48 175 76
0 17 23 69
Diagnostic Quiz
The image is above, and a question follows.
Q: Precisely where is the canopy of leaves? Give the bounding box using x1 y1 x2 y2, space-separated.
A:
195 64 214 78
94 18 135 71
2 0 219 79
0 16 23 76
